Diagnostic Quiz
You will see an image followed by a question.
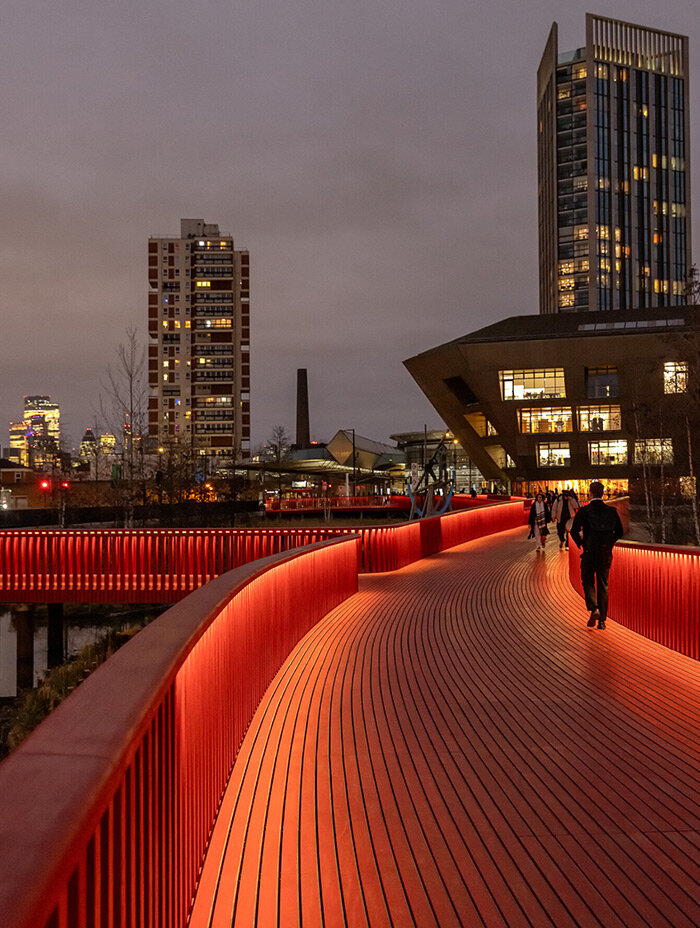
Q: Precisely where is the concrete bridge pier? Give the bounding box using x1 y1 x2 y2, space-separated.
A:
14 606 34 691
47 603 64 668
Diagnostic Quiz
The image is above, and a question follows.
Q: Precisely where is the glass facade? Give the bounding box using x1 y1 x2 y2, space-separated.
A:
499 369 566 400
589 439 628 465
538 442 571 466
584 59 686 310
556 61 590 311
577 405 621 430
540 16 690 314
634 439 674 464
519 407 573 433
663 360 688 393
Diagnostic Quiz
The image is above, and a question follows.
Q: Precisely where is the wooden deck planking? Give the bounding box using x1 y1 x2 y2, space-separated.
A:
189 527 700 928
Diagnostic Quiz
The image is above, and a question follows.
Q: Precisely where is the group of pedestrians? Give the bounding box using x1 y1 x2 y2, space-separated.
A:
527 488 579 552
527 482 623 630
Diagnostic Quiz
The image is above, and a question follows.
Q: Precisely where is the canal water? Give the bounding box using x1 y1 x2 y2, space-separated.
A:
0 607 165 698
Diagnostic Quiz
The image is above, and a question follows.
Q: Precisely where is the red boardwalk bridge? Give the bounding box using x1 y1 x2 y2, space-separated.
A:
0 501 699 927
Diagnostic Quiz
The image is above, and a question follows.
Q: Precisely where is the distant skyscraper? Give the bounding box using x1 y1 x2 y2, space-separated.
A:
148 219 250 471
538 14 691 314
8 395 61 467
79 428 97 461
24 395 61 444
8 421 28 466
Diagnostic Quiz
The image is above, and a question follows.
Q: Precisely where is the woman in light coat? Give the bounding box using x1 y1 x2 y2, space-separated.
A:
551 489 580 549
528 492 551 552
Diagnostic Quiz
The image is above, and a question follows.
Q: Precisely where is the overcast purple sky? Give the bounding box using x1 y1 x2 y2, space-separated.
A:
1 1 698 450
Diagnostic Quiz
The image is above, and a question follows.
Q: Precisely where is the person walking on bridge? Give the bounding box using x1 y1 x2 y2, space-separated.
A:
551 488 580 550
527 492 551 552
569 481 624 630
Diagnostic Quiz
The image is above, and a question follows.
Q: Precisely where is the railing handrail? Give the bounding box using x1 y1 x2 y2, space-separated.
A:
616 538 700 556
0 536 360 928
568 532 700 660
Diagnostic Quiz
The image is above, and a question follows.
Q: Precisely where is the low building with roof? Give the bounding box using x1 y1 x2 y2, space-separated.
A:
325 430 404 473
283 430 405 493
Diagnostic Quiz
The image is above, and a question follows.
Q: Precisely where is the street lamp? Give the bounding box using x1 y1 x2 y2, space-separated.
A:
344 428 357 496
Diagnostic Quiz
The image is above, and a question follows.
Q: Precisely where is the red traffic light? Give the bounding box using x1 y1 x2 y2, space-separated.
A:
60 481 70 490
39 479 51 492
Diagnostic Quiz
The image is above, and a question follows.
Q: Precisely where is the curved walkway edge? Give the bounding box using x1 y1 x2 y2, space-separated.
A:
189 526 700 928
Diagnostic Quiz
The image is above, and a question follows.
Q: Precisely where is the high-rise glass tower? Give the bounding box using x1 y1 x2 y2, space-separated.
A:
538 14 691 314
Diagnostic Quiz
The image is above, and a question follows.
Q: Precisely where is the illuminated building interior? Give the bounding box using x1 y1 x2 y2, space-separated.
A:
404 307 700 502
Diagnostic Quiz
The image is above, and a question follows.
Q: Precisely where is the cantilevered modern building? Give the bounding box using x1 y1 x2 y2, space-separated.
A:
538 14 691 314
148 219 250 473
405 307 700 499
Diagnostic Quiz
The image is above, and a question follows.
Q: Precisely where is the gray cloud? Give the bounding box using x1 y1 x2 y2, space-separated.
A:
0 0 697 447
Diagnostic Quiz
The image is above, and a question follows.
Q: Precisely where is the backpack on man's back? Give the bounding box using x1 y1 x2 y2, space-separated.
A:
585 503 620 534
583 502 621 552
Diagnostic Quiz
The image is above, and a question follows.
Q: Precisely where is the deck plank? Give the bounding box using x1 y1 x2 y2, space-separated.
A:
189 527 700 928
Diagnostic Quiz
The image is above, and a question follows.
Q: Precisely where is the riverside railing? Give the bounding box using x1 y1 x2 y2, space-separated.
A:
0 501 527 603
568 538 700 660
0 527 356 603
0 537 360 928
265 493 498 512
266 494 408 511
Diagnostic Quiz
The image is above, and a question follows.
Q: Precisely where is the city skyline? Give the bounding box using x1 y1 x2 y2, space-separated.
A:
1 1 698 449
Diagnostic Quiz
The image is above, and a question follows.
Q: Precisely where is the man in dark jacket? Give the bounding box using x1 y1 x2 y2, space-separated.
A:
569 481 624 630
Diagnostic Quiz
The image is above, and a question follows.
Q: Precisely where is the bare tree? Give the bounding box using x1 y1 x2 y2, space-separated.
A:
261 426 291 501
684 263 700 303
632 403 655 540
659 277 700 543
678 331 700 545
154 439 202 506
100 327 148 526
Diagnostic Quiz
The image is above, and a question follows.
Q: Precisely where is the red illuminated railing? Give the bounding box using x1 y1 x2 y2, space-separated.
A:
0 527 356 603
0 537 360 928
267 494 409 511
0 501 527 602
568 539 700 660
266 494 495 512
